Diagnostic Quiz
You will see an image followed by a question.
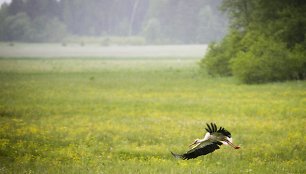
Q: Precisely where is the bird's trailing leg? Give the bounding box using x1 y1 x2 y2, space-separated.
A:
189 139 201 149
189 139 199 147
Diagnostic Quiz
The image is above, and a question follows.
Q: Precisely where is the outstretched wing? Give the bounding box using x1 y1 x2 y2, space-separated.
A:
205 123 217 133
205 123 231 138
171 141 222 160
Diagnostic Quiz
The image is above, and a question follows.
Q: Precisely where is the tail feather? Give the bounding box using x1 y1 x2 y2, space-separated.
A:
171 151 183 159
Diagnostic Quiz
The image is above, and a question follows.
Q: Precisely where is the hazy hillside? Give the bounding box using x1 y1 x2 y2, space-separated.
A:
0 0 228 44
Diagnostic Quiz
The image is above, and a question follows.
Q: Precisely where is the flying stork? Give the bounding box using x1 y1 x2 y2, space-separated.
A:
171 123 240 160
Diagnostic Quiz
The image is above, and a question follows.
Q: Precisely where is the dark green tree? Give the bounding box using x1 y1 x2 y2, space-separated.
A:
8 0 25 15
201 0 306 83
2 12 31 41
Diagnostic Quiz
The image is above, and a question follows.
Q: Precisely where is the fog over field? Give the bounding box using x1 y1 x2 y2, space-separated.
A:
0 44 207 58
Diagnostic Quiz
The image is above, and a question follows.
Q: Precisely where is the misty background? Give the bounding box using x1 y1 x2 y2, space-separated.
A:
0 0 228 44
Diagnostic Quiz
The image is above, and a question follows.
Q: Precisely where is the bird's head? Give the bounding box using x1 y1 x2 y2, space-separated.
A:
226 136 232 142
222 136 240 149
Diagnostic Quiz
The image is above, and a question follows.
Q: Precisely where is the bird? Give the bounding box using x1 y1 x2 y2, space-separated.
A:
171 123 240 160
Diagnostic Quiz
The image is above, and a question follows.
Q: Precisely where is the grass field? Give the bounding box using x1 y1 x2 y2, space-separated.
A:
0 57 305 173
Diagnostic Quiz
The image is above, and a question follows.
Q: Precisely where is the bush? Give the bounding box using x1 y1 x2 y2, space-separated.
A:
230 33 302 83
288 44 306 80
201 29 306 84
200 42 232 76
200 30 242 76
200 0 306 84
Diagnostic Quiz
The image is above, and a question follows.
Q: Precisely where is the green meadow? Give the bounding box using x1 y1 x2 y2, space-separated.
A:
0 57 305 173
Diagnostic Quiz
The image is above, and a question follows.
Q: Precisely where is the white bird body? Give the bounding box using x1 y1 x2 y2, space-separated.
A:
171 123 240 160
188 133 211 150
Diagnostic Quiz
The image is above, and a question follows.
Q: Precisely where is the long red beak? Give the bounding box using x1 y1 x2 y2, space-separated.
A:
226 140 240 149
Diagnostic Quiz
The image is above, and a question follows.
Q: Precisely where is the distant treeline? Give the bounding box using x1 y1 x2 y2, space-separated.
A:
201 0 306 83
0 0 227 44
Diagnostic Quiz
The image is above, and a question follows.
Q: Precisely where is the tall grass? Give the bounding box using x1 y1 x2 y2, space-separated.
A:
0 58 305 173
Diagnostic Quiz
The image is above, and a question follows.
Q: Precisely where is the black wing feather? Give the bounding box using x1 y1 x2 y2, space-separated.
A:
212 123 217 132
217 127 231 138
206 123 212 133
205 123 232 138
210 123 214 132
179 142 222 160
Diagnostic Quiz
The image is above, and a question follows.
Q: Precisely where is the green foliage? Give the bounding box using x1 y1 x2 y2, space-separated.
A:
200 30 242 76
200 43 232 76
289 44 306 79
231 33 294 83
28 16 67 42
0 58 305 173
1 12 31 41
201 0 306 83
0 11 67 42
